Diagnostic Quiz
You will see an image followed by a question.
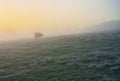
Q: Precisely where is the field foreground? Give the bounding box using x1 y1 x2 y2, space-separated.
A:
0 32 120 81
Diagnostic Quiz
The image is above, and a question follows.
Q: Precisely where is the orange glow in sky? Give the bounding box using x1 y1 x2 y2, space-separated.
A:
0 0 119 40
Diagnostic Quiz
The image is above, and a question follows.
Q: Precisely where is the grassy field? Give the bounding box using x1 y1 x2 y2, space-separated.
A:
0 32 120 81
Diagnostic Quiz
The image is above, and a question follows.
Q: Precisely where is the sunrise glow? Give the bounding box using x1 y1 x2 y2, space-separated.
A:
0 0 120 40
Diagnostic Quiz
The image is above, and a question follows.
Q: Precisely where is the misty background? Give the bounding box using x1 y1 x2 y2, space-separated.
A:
0 0 120 41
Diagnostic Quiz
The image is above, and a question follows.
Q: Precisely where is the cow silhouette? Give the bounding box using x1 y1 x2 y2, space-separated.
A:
34 33 43 38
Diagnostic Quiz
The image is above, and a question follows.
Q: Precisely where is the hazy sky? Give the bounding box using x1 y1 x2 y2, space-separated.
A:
0 0 120 40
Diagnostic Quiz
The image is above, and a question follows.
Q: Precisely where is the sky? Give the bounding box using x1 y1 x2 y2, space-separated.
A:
0 0 120 40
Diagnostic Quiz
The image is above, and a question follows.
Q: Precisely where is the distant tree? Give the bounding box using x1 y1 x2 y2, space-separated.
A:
34 32 43 38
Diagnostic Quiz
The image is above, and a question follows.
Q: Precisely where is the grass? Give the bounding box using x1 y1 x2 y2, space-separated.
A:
0 32 120 81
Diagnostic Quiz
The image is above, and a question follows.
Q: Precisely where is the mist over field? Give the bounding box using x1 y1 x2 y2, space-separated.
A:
0 0 120 41
0 0 120 81
0 30 120 81
0 20 120 42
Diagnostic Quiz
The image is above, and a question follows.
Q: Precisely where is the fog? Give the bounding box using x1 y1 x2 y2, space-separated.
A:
0 0 120 41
